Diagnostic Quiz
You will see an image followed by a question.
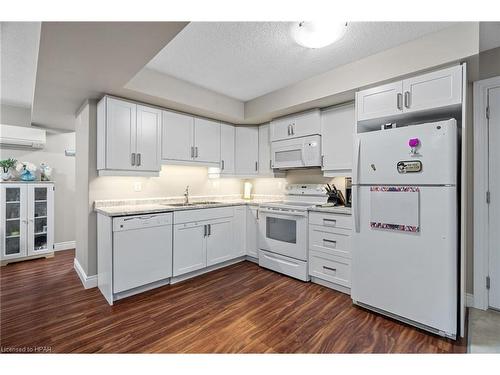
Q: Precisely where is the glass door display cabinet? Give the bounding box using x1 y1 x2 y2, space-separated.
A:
1 183 54 263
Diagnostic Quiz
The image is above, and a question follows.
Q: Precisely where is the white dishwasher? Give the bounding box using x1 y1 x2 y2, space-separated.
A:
113 213 173 293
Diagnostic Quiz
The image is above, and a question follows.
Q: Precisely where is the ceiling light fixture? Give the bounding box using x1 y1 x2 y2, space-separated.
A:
292 21 348 49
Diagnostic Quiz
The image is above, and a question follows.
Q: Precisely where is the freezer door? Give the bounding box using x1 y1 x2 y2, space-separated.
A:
355 119 457 185
351 185 457 336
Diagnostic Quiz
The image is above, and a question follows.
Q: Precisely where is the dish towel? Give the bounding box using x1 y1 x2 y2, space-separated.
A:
370 186 420 232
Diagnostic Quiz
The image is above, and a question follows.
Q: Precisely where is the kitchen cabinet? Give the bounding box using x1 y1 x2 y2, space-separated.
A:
258 123 273 175
97 96 161 174
161 110 220 166
194 118 220 163
1 183 54 263
172 207 240 277
321 103 355 176
206 217 234 266
220 123 235 175
356 65 463 124
233 205 246 256
161 110 194 162
270 109 321 142
235 126 259 175
173 221 207 276
308 211 352 294
246 206 259 258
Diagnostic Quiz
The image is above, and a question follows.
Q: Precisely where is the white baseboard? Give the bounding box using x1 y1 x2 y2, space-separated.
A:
54 240 76 251
73 258 97 289
466 293 474 308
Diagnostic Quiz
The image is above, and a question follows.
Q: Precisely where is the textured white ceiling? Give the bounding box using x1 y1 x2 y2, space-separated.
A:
147 22 457 101
1 22 41 107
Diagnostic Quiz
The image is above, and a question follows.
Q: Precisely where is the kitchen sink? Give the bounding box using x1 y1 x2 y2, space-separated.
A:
164 201 221 207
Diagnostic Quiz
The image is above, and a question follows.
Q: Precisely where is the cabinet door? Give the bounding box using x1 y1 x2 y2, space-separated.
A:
220 123 235 174
270 117 294 142
356 81 403 122
1 185 28 260
105 97 137 170
194 118 220 163
402 65 462 114
258 123 273 174
206 218 234 266
292 110 321 138
321 104 355 174
161 110 194 162
233 206 246 257
136 105 161 171
173 222 206 276
246 207 259 258
235 126 259 175
27 185 54 256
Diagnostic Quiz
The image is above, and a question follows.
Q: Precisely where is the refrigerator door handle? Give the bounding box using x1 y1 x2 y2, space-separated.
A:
353 138 361 185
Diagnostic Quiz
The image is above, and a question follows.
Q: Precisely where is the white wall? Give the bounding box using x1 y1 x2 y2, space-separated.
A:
0 131 76 244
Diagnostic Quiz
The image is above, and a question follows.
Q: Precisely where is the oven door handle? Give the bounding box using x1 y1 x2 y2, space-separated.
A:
259 209 308 217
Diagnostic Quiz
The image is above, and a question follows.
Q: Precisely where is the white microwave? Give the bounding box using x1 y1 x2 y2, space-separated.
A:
271 135 322 169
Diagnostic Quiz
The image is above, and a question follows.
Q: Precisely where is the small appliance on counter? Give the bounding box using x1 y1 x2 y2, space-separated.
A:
325 183 346 206
345 177 352 207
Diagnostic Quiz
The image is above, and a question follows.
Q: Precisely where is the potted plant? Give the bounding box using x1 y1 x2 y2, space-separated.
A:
0 158 17 181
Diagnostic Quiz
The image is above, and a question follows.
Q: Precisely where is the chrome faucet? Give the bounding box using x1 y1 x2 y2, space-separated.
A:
184 185 190 204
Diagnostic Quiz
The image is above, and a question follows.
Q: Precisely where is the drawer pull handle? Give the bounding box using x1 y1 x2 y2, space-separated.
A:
323 266 337 272
323 239 337 248
323 219 337 226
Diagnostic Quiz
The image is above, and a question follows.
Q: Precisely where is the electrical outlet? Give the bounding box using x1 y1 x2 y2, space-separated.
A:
134 182 142 192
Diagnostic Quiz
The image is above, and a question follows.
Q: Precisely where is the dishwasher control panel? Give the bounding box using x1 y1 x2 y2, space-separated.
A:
113 213 173 232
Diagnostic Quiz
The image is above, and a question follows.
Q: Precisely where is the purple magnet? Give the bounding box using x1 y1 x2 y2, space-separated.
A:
408 138 420 148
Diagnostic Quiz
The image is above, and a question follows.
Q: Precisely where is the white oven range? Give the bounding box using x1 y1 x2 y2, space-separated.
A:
258 184 328 281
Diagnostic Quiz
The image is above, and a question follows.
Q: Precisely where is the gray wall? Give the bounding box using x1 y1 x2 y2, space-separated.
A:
0 131 76 244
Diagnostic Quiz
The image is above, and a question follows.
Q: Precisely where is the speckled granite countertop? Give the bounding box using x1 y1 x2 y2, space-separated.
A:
94 195 283 217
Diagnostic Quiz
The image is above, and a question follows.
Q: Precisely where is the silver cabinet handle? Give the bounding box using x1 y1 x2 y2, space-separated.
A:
204 224 207 237
287 124 292 136
208 224 211 236
397 93 403 110
195 147 198 158
136 153 141 166
323 239 337 248
404 91 410 109
255 161 258 171
321 155 324 167
221 160 225 170
291 123 295 135
191 146 194 158
269 159 272 169
131 153 136 166
256 209 259 220
323 218 337 226
323 266 337 272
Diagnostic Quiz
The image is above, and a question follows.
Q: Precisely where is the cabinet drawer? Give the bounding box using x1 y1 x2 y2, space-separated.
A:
259 250 308 281
173 207 234 224
309 225 351 259
309 251 350 287
308 212 352 230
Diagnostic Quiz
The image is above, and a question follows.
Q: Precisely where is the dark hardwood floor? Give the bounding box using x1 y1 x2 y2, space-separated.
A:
0 250 466 353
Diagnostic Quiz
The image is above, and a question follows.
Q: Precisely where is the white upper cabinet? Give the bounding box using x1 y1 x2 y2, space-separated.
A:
356 81 403 122
402 65 462 113
235 126 259 175
161 110 194 162
97 96 161 174
258 123 273 175
356 65 463 124
194 118 220 164
220 123 235 175
321 104 355 176
270 109 321 142
136 105 161 171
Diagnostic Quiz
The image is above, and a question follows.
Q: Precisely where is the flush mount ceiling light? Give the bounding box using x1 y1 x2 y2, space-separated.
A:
292 21 347 49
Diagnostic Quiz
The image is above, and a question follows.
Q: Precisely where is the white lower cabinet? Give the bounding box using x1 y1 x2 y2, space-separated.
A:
173 221 207 276
308 211 352 293
1 183 54 262
233 206 246 256
172 207 244 277
246 206 259 258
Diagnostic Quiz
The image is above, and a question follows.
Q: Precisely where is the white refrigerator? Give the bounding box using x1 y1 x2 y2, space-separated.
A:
351 119 458 338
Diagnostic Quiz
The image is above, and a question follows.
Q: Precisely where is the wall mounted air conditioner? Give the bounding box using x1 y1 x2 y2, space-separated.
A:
0 124 46 149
